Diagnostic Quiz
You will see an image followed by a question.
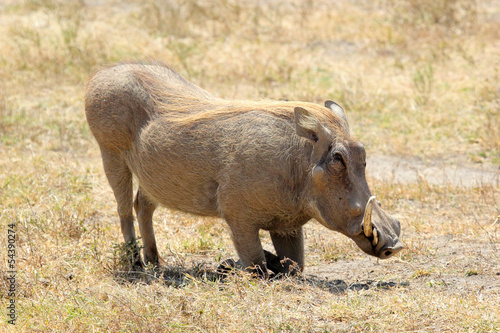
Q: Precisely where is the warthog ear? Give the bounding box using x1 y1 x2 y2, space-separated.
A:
325 100 349 131
294 107 325 143
295 106 332 164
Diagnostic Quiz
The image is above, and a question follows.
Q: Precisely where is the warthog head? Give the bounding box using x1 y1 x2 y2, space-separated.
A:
296 101 404 259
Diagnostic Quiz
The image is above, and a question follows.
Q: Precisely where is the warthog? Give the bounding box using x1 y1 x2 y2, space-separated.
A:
85 62 403 276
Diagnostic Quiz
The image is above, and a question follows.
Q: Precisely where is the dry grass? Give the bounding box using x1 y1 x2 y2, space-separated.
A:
1 0 499 331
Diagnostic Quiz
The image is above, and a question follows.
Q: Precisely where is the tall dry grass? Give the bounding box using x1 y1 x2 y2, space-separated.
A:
1 0 499 331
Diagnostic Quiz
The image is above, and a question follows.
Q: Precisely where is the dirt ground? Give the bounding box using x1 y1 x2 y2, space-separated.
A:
367 155 499 187
308 232 500 294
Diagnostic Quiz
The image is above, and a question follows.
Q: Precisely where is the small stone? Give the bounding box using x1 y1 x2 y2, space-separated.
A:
39 278 50 287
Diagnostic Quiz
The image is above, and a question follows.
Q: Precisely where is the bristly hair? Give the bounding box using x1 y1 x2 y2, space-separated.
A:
118 61 344 131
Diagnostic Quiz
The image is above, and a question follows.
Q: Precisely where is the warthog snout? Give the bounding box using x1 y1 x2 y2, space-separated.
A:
359 196 404 259
378 240 405 259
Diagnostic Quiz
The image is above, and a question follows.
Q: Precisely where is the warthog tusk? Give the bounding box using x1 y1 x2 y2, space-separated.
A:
363 196 376 239
372 227 379 246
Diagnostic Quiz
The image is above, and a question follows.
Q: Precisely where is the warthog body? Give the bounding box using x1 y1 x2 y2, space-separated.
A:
85 62 403 275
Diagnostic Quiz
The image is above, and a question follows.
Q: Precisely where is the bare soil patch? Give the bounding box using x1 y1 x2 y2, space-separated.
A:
367 155 500 187
308 235 500 297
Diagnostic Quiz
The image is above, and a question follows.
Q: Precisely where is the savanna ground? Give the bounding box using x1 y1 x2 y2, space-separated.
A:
1 0 499 331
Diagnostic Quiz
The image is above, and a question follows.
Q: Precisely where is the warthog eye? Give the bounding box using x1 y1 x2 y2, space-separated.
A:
332 152 346 168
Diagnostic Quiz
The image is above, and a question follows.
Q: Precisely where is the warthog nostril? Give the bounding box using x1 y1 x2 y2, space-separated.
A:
379 241 404 259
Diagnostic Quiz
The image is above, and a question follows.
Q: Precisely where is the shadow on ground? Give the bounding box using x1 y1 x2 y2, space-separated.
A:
108 259 409 294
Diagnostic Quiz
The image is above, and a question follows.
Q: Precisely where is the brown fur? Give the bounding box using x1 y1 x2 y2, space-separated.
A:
85 62 403 276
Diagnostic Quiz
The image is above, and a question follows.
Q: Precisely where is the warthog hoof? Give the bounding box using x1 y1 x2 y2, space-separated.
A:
216 258 242 276
216 258 268 279
217 252 301 279
264 250 301 277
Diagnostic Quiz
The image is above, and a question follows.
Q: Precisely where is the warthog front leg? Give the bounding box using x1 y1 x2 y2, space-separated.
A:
227 223 268 277
134 188 164 266
267 228 304 275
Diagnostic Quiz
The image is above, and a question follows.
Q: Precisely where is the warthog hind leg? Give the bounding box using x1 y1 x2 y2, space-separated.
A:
134 188 164 266
101 149 141 267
